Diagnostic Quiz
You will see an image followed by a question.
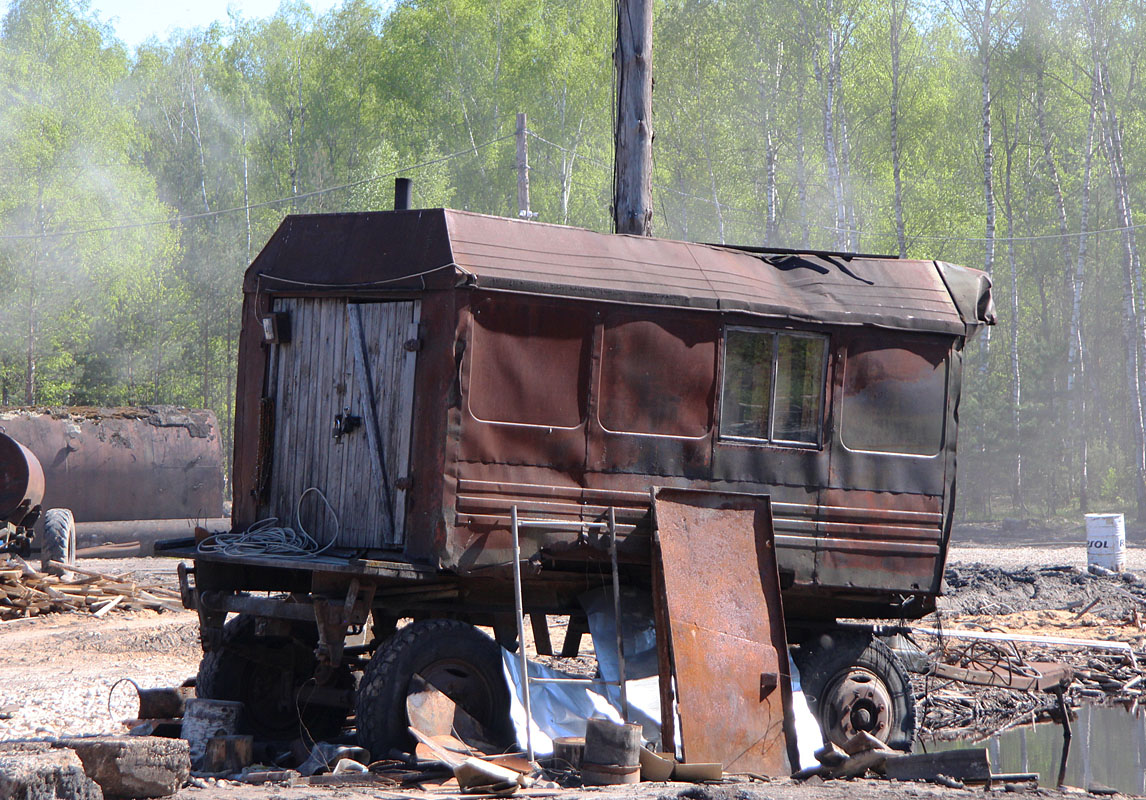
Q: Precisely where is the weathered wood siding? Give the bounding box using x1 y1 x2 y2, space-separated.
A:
264 297 419 548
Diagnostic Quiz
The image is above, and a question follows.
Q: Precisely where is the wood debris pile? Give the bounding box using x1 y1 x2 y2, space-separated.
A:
1071 655 1144 701
0 557 183 619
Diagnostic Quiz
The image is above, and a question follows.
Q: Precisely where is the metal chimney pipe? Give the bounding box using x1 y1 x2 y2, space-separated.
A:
394 177 412 211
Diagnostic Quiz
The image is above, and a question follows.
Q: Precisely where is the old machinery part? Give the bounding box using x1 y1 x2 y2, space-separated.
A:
41 508 77 575
356 618 513 758
0 431 44 529
196 614 351 740
794 630 916 752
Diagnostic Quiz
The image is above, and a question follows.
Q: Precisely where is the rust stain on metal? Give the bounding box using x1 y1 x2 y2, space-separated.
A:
653 489 793 776
0 407 224 523
217 207 998 623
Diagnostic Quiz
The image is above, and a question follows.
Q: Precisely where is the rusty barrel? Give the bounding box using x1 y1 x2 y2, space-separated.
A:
0 431 45 527
0 407 224 523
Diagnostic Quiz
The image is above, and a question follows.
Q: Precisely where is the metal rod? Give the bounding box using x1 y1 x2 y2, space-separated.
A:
913 626 1137 666
1055 685 1072 788
511 505 534 763
530 677 620 685
513 519 613 529
609 506 629 723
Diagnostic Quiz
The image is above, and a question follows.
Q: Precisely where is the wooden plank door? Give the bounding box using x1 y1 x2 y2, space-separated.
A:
265 298 419 549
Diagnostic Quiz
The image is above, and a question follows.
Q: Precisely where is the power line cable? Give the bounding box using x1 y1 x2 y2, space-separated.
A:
527 129 1146 244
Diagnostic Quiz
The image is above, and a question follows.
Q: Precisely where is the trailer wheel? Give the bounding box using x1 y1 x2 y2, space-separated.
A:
41 508 75 575
794 631 916 751
356 619 513 757
197 615 350 741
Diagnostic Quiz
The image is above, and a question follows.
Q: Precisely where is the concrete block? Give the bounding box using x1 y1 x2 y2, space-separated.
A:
56 736 189 798
0 748 103 800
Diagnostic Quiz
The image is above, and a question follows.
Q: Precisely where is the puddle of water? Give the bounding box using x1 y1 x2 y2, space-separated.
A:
927 704 1146 795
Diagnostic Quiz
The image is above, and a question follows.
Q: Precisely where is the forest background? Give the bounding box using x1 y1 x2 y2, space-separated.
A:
0 0 1141 523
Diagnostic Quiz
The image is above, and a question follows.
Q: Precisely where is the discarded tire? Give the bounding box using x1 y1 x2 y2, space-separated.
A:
196 615 350 741
356 619 513 757
40 508 75 574
794 630 916 751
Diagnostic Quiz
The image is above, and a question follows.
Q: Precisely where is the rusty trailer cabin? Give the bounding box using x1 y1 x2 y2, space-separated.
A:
167 208 994 757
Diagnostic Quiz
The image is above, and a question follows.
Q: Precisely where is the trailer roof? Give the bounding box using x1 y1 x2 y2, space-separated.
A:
247 208 995 336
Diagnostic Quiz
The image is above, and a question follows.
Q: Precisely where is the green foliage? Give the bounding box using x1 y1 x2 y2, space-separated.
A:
0 0 1144 518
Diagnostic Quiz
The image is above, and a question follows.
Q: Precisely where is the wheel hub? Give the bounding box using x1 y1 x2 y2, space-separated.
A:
820 667 893 745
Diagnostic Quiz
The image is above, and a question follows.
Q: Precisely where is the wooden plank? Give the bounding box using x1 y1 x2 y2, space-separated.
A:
310 299 338 544
335 303 364 547
268 298 297 526
391 303 421 542
334 302 366 545
295 300 321 538
883 749 991 782
349 303 394 546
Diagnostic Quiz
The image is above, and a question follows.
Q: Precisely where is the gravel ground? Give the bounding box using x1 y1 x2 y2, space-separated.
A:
0 550 1139 798
949 543 1146 572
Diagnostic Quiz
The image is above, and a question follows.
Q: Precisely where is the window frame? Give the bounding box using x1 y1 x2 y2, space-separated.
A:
839 338 949 459
718 326 830 448
596 313 717 441
465 301 593 431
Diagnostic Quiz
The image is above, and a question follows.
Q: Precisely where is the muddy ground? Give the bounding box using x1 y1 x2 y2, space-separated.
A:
0 535 1143 798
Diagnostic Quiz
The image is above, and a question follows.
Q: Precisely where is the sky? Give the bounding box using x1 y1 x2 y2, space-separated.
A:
8 0 344 50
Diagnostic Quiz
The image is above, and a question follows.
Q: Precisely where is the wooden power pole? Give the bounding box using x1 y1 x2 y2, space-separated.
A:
613 0 653 236
516 112 533 219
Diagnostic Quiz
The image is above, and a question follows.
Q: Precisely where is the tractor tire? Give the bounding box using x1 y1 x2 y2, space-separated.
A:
197 615 350 741
356 619 513 758
793 630 916 752
41 508 75 575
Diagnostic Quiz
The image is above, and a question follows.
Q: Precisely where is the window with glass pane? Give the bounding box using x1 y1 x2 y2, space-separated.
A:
720 330 773 439
774 336 827 444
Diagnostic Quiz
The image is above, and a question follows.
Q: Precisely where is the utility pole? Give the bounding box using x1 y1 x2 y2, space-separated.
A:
613 0 653 236
516 112 533 219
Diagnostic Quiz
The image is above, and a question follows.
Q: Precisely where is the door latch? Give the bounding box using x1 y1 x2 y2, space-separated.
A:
333 408 362 442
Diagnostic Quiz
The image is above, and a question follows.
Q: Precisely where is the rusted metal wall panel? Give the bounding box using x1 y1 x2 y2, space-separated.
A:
442 293 959 616
242 211 456 294
243 210 990 335
445 211 988 335
232 290 271 531
0 408 223 523
653 490 793 775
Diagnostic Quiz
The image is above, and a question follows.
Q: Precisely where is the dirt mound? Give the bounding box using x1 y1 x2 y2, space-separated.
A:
939 564 1146 617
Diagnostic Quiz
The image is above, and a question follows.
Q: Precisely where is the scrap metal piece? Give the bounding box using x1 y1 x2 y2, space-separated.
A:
652 489 794 776
0 432 44 528
929 660 1073 692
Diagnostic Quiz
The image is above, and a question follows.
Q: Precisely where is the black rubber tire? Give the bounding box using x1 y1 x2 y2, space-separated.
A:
41 508 75 572
356 619 513 757
197 615 350 741
793 630 916 751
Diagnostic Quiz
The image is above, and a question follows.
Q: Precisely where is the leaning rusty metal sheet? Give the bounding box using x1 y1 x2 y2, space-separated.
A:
653 489 791 775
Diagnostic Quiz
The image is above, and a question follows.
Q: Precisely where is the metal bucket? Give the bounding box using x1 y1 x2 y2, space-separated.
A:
1086 513 1126 572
